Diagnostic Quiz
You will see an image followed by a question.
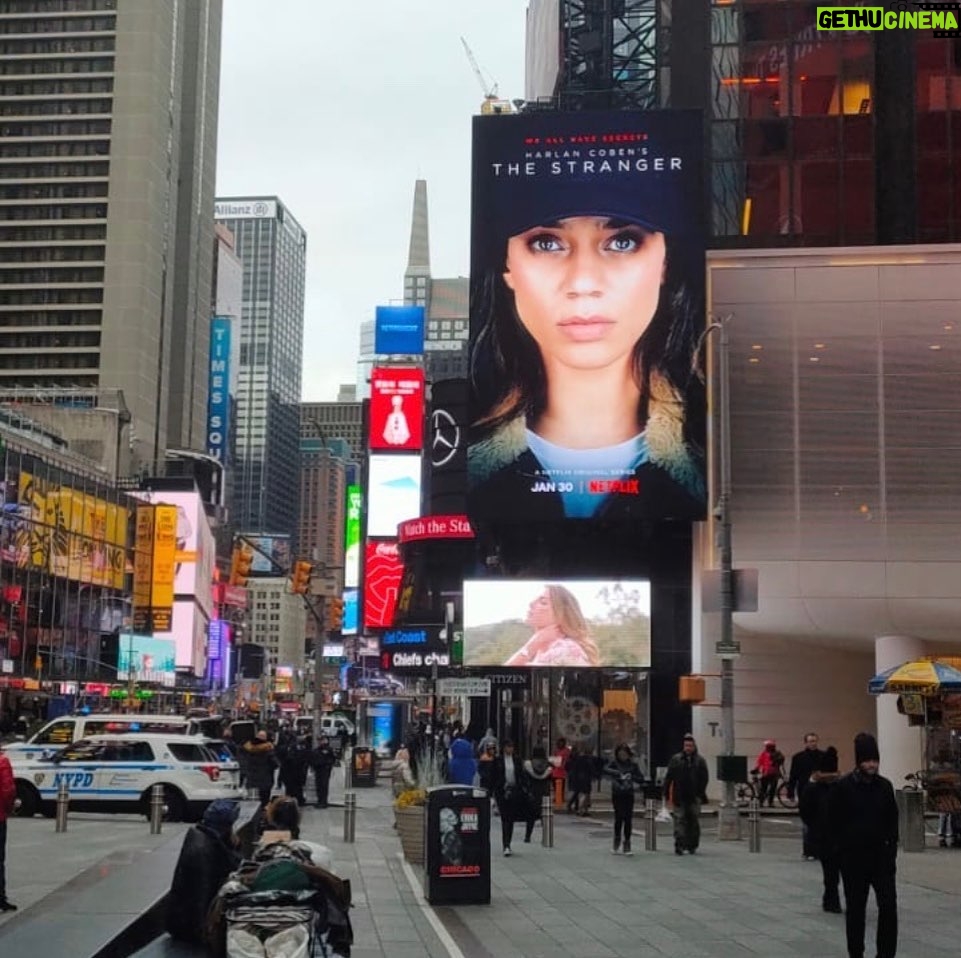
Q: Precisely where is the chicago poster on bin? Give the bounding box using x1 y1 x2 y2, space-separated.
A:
467 109 707 523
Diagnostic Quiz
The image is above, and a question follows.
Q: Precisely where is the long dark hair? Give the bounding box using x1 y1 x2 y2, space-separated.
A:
469 234 705 458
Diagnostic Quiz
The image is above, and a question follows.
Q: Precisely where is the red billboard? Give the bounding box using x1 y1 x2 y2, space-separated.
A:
369 367 425 451
363 540 404 629
398 515 474 544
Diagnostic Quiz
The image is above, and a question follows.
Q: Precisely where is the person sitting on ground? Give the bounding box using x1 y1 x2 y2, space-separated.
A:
165 799 241 945
259 795 301 844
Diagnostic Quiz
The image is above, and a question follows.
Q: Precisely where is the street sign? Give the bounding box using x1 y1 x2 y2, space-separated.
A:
437 677 491 697
715 642 741 658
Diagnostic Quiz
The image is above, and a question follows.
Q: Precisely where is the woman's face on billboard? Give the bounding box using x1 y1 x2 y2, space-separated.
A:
526 590 555 630
503 216 666 373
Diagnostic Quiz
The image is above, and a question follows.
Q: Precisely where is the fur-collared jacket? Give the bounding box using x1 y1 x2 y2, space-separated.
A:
468 373 705 521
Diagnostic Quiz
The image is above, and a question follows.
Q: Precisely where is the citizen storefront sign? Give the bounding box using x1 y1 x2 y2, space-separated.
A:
381 650 451 671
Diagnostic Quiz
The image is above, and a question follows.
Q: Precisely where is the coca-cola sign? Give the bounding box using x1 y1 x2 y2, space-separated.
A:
363 540 403 629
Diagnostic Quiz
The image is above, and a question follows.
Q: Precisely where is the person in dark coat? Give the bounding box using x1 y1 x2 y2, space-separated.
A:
489 740 526 856
566 746 595 816
829 733 899 958
522 745 554 844
788 732 825 859
663 733 709 855
280 735 311 806
310 735 337 807
604 744 645 855
447 737 478 786
799 746 842 912
243 731 278 806
165 799 241 944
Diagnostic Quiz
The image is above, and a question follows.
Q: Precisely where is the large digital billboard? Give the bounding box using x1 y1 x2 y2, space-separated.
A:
375 305 425 355
117 634 176 687
344 487 362 588
363 540 403 629
239 534 291 575
463 580 651 668
367 455 422 538
342 588 359 636
467 110 707 523
369 367 425 451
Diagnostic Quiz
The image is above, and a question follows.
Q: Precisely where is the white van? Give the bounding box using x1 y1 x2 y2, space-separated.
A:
4 713 212 760
295 714 355 750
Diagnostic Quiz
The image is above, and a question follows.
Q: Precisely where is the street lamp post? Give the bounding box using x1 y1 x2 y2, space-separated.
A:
704 315 741 841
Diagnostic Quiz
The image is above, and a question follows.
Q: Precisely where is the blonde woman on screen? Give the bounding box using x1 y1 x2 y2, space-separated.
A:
505 585 600 667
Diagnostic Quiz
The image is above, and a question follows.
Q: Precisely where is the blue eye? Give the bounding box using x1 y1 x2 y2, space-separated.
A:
528 234 564 253
607 231 642 252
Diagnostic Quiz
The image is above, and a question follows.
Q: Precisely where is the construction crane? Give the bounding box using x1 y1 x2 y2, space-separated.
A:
460 36 513 116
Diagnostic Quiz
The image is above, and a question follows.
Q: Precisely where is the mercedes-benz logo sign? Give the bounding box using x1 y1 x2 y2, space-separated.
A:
430 407 459 468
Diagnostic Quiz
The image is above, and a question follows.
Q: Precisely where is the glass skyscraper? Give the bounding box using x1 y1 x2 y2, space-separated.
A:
214 197 305 538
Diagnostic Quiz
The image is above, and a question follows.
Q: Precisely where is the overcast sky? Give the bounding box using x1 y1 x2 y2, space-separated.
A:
216 1 527 401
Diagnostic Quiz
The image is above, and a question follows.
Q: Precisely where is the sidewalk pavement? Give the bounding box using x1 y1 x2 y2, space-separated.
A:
307 766 960 958
1 813 188 928
4 762 959 957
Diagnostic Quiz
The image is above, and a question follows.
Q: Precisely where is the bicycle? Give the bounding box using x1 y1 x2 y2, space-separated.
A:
735 770 797 809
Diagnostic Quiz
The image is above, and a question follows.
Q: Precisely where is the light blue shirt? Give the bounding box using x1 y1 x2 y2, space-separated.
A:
525 429 649 518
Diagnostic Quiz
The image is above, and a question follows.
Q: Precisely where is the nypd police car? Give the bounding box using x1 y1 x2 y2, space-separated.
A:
10 733 242 822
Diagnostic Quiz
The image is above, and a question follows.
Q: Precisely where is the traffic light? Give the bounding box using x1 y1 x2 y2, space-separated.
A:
229 543 254 587
327 596 344 631
290 560 313 595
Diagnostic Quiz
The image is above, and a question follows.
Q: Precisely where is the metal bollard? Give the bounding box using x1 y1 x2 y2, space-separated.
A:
343 791 357 843
748 798 761 853
541 795 554 848
644 798 657 851
55 783 70 833
149 783 165 835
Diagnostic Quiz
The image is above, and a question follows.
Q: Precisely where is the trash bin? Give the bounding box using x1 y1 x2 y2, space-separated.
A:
424 785 491 905
896 788 926 853
350 746 377 788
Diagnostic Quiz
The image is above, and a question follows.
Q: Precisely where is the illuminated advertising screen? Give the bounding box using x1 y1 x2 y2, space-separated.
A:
463 579 651 668
117 634 176 687
345 486 361 589
467 110 707 523
239 534 291 575
367 455 422 538
375 305 425 355
363 540 403 629
369 367 425 451
342 588 359 636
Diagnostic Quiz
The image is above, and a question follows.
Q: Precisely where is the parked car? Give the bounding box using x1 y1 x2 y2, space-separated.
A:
3 713 212 760
10 733 242 821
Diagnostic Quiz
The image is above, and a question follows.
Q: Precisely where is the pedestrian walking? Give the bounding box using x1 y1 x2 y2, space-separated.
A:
477 741 497 793
280 735 311 806
0 743 16 912
490 740 525 856
310 735 337 808
798 746 842 913
551 737 571 807
243 730 279 807
566 746 594 816
753 739 784 807
522 745 554 843
829 732 898 958
788 732 825 860
604 744 645 855
664 733 709 855
165 799 241 945
447 737 478 786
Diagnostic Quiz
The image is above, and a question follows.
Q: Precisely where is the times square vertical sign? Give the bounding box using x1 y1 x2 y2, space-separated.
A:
207 316 232 504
